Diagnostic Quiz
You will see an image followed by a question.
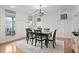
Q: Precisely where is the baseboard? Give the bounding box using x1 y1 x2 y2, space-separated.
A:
0 37 71 45
0 37 26 45
56 37 71 40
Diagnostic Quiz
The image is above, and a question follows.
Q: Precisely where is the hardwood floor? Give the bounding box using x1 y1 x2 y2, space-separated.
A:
0 37 73 53
57 37 73 53
0 44 25 53
64 39 73 53
0 40 25 53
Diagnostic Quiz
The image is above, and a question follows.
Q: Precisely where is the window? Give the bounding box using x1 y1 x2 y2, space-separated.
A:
5 15 15 36
27 16 33 28
5 9 16 36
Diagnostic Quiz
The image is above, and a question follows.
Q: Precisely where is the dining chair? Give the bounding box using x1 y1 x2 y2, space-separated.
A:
25 28 35 45
45 29 57 48
25 28 30 44
34 29 45 48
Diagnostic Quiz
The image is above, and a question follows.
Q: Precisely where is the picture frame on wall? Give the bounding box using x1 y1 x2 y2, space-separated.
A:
60 14 67 20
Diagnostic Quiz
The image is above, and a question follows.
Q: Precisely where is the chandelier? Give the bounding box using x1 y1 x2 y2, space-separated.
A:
34 5 47 17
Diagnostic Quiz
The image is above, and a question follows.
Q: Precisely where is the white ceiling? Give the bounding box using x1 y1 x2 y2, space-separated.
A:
0 5 77 15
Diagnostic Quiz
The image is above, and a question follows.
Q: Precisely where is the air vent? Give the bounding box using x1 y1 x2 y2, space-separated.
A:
60 14 67 20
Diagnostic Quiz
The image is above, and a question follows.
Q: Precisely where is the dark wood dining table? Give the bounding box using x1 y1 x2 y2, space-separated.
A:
31 31 51 48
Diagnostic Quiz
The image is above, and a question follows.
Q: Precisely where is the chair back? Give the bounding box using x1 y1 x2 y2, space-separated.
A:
26 28 31 32
34 29 41 33
26 28 32 38
34 29 42 38
49 32 52 38
26 28 29 38
44 28 50 32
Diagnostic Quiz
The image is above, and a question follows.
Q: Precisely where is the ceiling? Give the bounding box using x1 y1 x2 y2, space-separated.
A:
0 5 77 15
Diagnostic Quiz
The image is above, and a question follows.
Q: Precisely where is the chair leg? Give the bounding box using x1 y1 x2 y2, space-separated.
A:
41 41 43 48
45 40 48 48
26 37 29 44
35 39 37 46
53 42 55 48
55 41 56 45
31 39 33 45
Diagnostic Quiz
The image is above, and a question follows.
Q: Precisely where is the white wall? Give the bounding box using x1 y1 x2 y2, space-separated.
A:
0 7 29 43
41 13 73 38
34 6 75 38
72 6 79 32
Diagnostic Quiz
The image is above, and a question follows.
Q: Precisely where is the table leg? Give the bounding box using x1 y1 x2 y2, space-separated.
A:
45 36 48 48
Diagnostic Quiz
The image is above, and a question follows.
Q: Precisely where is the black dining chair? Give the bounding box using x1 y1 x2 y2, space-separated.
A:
34 29 45 48
45 29 57 48
25 28 35 45
26 28 30 44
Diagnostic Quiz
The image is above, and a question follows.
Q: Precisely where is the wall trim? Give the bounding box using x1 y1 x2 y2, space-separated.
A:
0 36 71 45
56 37 71 40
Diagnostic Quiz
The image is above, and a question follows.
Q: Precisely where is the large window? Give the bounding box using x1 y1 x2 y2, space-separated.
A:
5 15 15 36
5 9 16 36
